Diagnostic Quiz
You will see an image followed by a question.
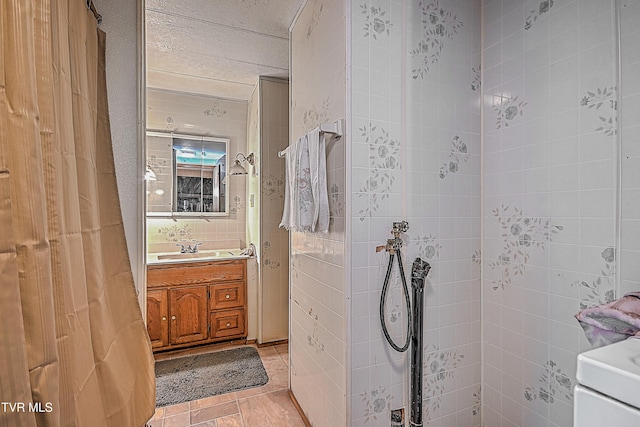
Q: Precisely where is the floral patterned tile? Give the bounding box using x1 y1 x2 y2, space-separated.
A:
358 386 393 423
487 205 563 290
525 0 554 30
494 95 527 129
524 360 573 405
571 246 615 309
360 4 393 40
580 86 617 136
439 135 469 179
410 0 464 79
356 123 401 221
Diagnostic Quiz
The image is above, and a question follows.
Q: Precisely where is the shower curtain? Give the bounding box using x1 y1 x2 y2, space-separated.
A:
0 1 155 426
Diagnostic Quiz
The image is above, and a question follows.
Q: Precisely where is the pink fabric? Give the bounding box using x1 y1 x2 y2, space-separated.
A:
575 292 640 348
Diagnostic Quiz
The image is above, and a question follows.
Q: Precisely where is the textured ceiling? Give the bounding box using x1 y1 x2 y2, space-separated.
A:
145 0 305 100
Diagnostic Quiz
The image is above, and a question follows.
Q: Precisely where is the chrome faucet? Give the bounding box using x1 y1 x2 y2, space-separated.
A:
241 243 256 257
176 242 202 254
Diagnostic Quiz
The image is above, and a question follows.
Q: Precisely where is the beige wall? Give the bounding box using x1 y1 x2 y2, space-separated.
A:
247 83 261 342
247 77 290 343
94 0 142 291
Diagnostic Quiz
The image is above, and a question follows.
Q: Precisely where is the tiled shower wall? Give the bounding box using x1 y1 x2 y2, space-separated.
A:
286 0 633 425
289 0 348 425
146 90 248 253
350 1 482 426
481 1 618 426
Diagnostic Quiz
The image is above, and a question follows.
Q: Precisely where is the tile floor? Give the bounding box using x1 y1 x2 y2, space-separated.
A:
147 343 306 427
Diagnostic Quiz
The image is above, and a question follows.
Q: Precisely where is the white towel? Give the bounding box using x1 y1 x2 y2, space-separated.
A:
279 128 330 233
307 128 330 233
297 135 314 231
279 138 298 230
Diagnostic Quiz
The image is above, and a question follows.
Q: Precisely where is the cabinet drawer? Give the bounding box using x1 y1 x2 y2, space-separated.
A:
210 309 245 339
147 260 245 288
210 282 245 310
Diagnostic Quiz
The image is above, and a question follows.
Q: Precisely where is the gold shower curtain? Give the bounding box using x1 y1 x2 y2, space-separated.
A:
0 0 155 426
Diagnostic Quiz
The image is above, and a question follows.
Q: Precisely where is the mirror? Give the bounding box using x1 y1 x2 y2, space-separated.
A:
146 132 230 216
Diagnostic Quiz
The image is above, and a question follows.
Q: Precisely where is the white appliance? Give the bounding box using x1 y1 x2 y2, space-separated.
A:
574 338 640 426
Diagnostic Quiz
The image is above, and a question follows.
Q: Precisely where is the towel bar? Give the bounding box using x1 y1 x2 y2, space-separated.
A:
278 119 343 158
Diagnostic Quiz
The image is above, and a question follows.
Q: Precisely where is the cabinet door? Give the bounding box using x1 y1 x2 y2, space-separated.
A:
169 285 208 345
147 289 169 349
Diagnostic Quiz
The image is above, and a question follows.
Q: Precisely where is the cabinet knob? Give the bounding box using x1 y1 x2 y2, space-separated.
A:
225 294 230 299
162 316 167 321
171 315 176 320
226 322 231 327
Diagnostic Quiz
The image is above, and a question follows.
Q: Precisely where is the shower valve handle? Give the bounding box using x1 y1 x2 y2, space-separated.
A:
376 221 409 253
392 221 409 234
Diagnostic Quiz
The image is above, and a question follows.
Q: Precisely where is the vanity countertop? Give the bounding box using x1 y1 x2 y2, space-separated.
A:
147 249 249 265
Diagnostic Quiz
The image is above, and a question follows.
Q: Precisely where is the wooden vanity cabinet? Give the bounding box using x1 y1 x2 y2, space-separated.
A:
146 259 247 352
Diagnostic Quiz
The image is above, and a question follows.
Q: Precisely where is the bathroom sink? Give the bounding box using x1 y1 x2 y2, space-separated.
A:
149 249 246 264
576 337 640 410
157 250 236 260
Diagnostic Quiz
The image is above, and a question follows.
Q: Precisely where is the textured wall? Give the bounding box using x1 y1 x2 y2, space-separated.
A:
94 0 141 288
246 78 290 343
247 83 261 341
290 0 348 424
482 1 618 425
350 1 482 425
257 78 290 343
145 90 248 253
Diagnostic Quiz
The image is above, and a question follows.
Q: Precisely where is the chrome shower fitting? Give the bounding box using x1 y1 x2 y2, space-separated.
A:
378 220 412 353
393 220 409 234
376 220 409 254
409 258 431 427
377 220 433 427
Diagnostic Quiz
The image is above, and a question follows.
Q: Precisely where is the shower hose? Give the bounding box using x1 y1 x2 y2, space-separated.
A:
379 249 412 352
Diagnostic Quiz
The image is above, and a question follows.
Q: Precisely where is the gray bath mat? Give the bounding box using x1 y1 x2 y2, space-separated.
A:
155 346 269 407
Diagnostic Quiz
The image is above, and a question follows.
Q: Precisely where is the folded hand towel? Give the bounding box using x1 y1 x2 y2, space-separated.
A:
575 292 640 348
297 135 314 231
307 127 330 233
280 127 331 233
279 137 300 231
